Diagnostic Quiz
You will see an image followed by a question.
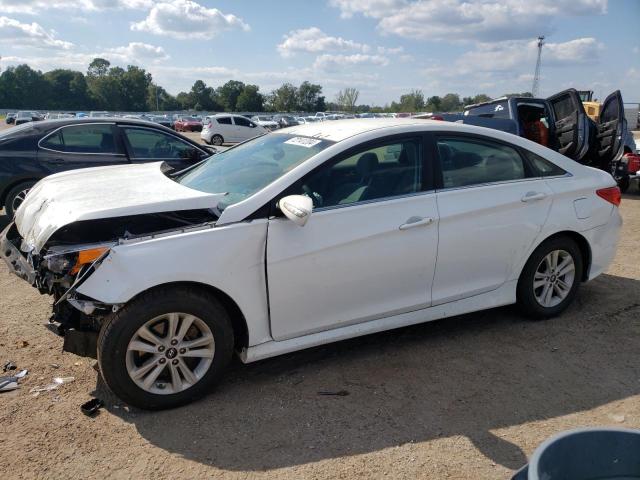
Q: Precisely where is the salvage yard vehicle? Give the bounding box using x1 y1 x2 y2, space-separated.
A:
5 113 16 124
1 119 622 409
201 114 266 145
0 118 216 217
250 115 279 131
462 89 636 191
174 116 203 132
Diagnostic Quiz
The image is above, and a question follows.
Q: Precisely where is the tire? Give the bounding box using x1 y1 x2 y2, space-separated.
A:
211 134 223 146
618 176 629 193
516 236 583 320
98 286 234 410
5 181 36 218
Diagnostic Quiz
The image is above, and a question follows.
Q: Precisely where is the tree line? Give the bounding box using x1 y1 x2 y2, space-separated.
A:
0 58 531 113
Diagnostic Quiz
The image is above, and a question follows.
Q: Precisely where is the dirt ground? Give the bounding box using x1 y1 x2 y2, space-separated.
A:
0 126 639 480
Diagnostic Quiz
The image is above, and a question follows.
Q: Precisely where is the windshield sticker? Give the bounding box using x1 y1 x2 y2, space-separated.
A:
284 137 322 148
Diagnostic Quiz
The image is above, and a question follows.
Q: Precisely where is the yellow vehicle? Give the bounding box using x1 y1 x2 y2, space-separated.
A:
578 90 601 121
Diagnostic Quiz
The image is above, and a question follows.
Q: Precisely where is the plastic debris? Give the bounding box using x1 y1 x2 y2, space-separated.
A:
3 361 16 372
81 398 104 417
0 369 28 392
29 376 75 396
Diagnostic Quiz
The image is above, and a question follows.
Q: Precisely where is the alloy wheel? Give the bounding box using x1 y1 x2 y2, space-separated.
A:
533 249 575 308
126 313 215 395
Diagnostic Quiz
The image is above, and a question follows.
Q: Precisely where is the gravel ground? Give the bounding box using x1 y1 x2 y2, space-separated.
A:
0 124 639 479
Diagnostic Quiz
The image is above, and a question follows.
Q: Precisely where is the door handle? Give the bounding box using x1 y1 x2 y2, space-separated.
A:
521 191 547 202
399 216 434 230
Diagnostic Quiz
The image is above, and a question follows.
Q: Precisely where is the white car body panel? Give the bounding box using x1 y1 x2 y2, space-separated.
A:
6 119 622 364
14 162 224 253
202 115 266 144
267 193 439 340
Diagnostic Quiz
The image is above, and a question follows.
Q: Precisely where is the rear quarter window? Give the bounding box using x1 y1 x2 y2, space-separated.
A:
523 150 567 177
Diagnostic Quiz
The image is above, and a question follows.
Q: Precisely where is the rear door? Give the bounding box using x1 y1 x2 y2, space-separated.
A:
37 123 128 173
546 88 589 162
119 125 208 169
595 90 626 169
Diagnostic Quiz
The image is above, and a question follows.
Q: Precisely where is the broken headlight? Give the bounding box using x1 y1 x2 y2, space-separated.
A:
44 246 110 275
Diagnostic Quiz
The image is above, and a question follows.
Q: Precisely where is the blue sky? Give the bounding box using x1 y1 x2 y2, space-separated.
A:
1 0 638 106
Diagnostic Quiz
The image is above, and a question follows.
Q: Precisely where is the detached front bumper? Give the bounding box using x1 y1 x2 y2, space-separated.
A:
0 222 36 284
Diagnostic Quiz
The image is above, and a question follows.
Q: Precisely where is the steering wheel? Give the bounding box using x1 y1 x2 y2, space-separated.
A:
302 184 323 208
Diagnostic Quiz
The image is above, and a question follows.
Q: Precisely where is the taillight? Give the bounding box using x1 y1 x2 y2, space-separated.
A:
596 186 621 206
431 115 444 121
624 153 640 174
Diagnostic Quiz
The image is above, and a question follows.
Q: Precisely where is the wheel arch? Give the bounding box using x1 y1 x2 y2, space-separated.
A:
527 230 592 282
0 177 41 208
125 281 249 351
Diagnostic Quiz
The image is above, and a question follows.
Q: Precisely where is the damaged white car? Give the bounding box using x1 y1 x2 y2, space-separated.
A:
1 119 622 409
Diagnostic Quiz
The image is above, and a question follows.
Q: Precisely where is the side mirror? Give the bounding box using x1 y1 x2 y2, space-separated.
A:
278 195 313 227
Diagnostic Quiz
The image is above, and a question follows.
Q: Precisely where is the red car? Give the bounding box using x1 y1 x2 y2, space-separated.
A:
174 116 203 132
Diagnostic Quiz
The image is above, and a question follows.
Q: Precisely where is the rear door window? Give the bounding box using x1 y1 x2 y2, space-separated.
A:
437 136 530 188
217 117 232 125
41 124 117 154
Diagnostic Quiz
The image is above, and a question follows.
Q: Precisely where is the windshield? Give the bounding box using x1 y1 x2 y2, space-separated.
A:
176 133 333 211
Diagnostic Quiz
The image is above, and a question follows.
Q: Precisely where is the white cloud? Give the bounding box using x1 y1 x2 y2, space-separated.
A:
377 45 404 54
313 53 389 71
131 0 250 40
103 42 169 63
331 0 607 42
0 16 73 49
277 27 370 57
0 0 152 14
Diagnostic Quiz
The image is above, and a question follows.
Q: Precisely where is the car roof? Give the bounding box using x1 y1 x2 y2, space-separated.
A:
275 118 443 143
25 117 172 131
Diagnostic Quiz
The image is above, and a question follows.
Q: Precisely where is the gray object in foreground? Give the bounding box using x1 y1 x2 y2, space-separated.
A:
512 427 640 480
0 369 28 392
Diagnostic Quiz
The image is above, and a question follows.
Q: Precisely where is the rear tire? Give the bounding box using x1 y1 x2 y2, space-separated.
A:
516 236 583 320
98 286 234 410
5 181 36 218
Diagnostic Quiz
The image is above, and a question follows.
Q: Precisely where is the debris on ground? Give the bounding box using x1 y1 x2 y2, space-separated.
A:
17 340 29 348
3 361 17 372
317 390 350 396
29 376 75 396
0 369 28 392
81 398 104 417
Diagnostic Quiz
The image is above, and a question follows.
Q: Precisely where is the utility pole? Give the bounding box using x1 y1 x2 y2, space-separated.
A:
155 85 160 111
532 36 544 97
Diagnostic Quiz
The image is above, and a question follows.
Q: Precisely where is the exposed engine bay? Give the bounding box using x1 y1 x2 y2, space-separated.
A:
1 209 216 356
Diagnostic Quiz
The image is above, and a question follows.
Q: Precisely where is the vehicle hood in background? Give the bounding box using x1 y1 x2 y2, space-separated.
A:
14 162 225 253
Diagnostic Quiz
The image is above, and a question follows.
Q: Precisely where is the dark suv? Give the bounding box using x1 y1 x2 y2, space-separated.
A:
0 118 216 217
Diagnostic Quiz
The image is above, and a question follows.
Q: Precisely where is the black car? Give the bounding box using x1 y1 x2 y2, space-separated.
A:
14 111 42 126
148 115 175 130
5 113 16 125
0 118 216 217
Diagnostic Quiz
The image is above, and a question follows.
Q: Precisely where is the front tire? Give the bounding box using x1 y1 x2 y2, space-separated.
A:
98 287 234 410
211 134 223 146
516 236 583 319
5 181 36 218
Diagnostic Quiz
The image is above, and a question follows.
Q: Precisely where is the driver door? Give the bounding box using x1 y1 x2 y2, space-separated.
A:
595 90 626 169
546 88 589 162
119 126 207 169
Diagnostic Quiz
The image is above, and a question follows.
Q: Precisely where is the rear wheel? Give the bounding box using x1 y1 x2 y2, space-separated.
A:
98 287 234 410
5 181 36 218
211 134 223 146
517 236 583 319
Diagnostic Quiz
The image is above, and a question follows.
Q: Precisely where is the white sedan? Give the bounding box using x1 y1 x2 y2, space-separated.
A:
1 119 621 409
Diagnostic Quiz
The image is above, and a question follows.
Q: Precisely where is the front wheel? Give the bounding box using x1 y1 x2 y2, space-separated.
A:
98 287 234 409
5 181 36 218
211 134 223 146
516 236 583 319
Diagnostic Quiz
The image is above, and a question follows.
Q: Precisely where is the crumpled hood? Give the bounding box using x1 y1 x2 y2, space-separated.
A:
15 162 224 253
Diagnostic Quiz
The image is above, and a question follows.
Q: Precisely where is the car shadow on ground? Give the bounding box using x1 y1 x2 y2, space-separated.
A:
97 273 640 473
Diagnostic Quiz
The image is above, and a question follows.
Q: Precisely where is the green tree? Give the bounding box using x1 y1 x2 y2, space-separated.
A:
425 95 442 112
216 80 246 111
87 58 110 77
268 83 298 112
236 84 264 112
398 89 425 112
439 93 462 112
44 69 91 110
462 94 492 106
297 81 325 112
